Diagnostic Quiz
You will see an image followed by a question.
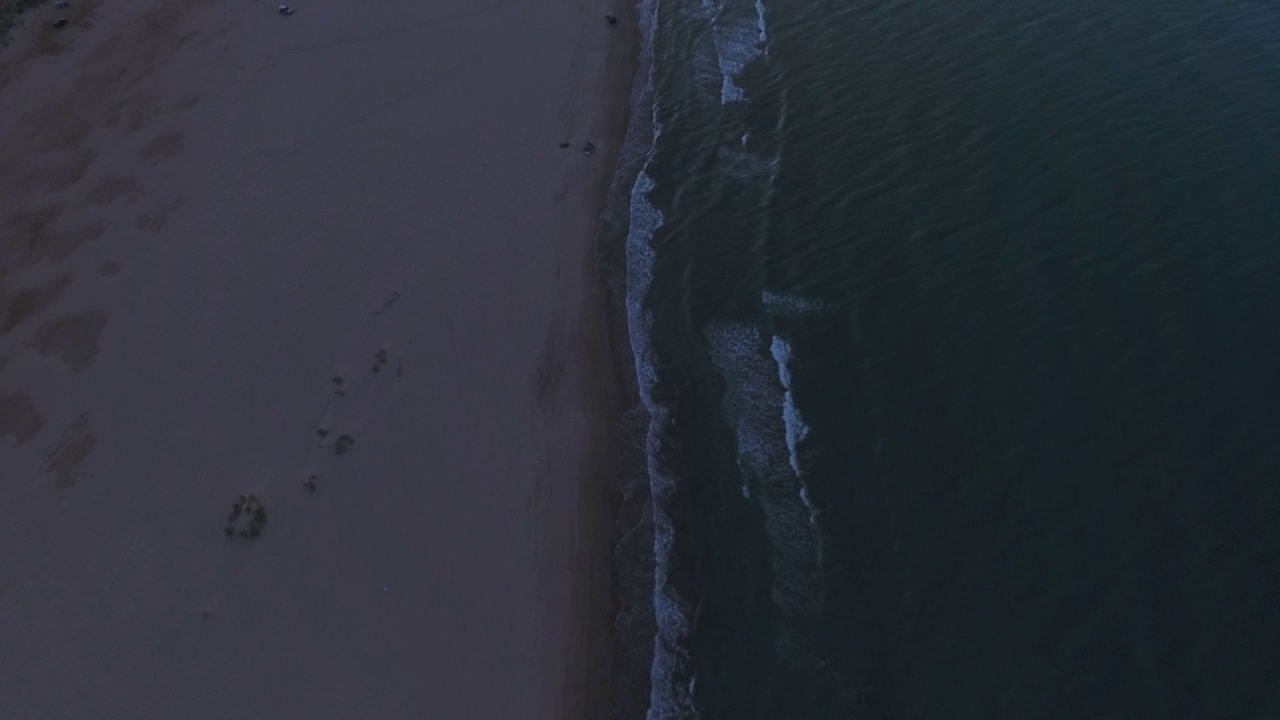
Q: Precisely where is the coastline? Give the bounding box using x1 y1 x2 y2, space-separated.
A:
555 0 642 717
0 0 638 717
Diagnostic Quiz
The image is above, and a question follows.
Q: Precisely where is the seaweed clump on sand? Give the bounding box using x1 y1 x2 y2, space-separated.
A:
223 494 268 539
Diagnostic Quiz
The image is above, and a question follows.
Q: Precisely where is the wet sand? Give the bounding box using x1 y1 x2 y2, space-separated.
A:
0 0 636 716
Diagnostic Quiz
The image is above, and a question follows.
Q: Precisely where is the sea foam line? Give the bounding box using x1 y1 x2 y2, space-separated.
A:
622 2 701 714
705 322 826 677
770 335 810 482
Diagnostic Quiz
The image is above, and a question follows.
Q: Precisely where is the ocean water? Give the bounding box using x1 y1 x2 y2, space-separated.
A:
598 0 1280 717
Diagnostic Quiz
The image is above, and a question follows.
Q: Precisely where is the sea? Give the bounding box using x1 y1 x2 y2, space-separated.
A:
595 0 1280 718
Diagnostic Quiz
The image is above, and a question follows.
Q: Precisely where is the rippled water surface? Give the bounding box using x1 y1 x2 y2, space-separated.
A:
606 1 1280 717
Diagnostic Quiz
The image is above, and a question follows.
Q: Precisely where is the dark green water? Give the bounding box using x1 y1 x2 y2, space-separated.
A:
604 0 1280 717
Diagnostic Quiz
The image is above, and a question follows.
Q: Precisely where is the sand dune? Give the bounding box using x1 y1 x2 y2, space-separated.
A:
0 0 635 716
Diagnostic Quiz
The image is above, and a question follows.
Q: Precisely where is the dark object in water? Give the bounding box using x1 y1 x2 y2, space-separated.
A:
278 5 294 16
559 142 570 149
606 13 618 24
583 141 595 156
52 17 68 28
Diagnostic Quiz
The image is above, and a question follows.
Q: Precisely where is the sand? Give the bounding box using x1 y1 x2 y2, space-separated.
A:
0 0 635 716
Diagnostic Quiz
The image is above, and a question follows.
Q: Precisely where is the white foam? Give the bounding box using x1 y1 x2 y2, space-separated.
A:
697 0 770 104
721 0 768 103
627 171 699 720
715 19 762 103
707 324 784 478
718 146 778 184
770 335 810 479
762 290 837 317
620 7 701 713
770 335 794 387
706 323 825 597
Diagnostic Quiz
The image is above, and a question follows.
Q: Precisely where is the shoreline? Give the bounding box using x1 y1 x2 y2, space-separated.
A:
557 0 644 716
0 0 642 716
589 0 662 713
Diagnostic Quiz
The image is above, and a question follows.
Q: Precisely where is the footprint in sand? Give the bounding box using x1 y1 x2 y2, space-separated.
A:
223 494 268 538
300 290 405 490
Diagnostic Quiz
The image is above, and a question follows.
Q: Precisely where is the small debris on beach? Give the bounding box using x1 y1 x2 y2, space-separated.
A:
373 349 388 372
374 291 401 315
332 376 345 396
224 494 268 539
583 141 595 156
333 434 355 455
317 427 329 438
559 142 570 149
606 13 618 24
278 5 294 16
52 17 68 28
304 474 319 491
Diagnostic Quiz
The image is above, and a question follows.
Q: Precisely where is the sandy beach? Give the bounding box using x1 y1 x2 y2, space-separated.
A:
0 0 635 716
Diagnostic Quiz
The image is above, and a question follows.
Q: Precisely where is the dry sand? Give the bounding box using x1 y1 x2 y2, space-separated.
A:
0 0 636 716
